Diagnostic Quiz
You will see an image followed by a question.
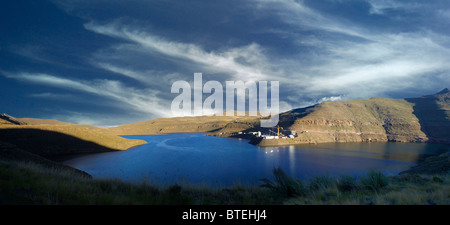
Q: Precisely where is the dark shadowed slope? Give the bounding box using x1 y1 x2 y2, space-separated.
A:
0 129 125 161
0 115 146 160
0 141 91 177
405 88 450 143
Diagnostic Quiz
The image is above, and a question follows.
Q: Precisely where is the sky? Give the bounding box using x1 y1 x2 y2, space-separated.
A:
1 0 449 126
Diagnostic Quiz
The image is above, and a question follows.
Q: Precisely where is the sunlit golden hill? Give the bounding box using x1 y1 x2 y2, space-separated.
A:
108 113 262 135
0 116 146 160
211 89 450 146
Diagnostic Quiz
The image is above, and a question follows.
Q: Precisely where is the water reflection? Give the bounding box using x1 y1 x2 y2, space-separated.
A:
258 142 448 180
64 133 449 187
289 145 296 176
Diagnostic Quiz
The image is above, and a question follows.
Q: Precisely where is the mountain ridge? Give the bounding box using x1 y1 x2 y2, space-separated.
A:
1 89 448 149
209 89 450 146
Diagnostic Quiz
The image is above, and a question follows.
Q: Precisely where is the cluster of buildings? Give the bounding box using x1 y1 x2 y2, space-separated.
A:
247 130 296 139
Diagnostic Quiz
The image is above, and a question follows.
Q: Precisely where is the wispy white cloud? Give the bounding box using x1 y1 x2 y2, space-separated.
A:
252 0 450 102
302 33 450 94
252 0 370 39
27 1 450 109
365 0 420 15
84 2 450 111
8 45 86 70
317 95 342 104
84 21 278 83
51 111 134 126
29 92 74 100
95 63 153 84
94 62 185 90
4 72 170 117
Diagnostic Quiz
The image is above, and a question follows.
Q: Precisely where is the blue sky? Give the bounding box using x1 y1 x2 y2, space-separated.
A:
1 0 449 126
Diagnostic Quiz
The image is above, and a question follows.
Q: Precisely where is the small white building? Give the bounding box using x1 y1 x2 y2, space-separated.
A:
262 135 279 139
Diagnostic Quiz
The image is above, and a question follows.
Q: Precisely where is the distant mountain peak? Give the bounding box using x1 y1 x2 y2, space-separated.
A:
436 88 449 95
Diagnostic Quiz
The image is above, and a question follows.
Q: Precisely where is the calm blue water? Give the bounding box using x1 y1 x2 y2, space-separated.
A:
64 133 449 187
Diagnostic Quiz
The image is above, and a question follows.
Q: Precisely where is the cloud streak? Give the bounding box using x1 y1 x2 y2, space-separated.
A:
82 1 450 110
251 0 450 101
4 72 169 118
84 21 279 83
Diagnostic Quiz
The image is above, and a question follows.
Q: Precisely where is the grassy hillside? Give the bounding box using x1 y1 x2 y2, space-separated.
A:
210 89 449 146
286 97 427 143
108 114 261 135
18 118 74 126
0 114 27 125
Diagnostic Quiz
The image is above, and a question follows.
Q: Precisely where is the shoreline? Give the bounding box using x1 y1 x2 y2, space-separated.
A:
68 132 449 183
2 130 444 187
2 132 449 205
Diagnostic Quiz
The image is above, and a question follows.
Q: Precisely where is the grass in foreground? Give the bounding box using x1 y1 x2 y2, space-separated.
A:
0 160 279 205
1 160 449 205
281 170 449 205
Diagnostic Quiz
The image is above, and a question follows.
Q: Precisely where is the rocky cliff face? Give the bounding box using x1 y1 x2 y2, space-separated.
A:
285 98 427 144
213 89 450 146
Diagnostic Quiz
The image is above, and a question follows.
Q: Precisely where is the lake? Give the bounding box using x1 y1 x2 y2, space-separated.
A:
64 133 449 187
